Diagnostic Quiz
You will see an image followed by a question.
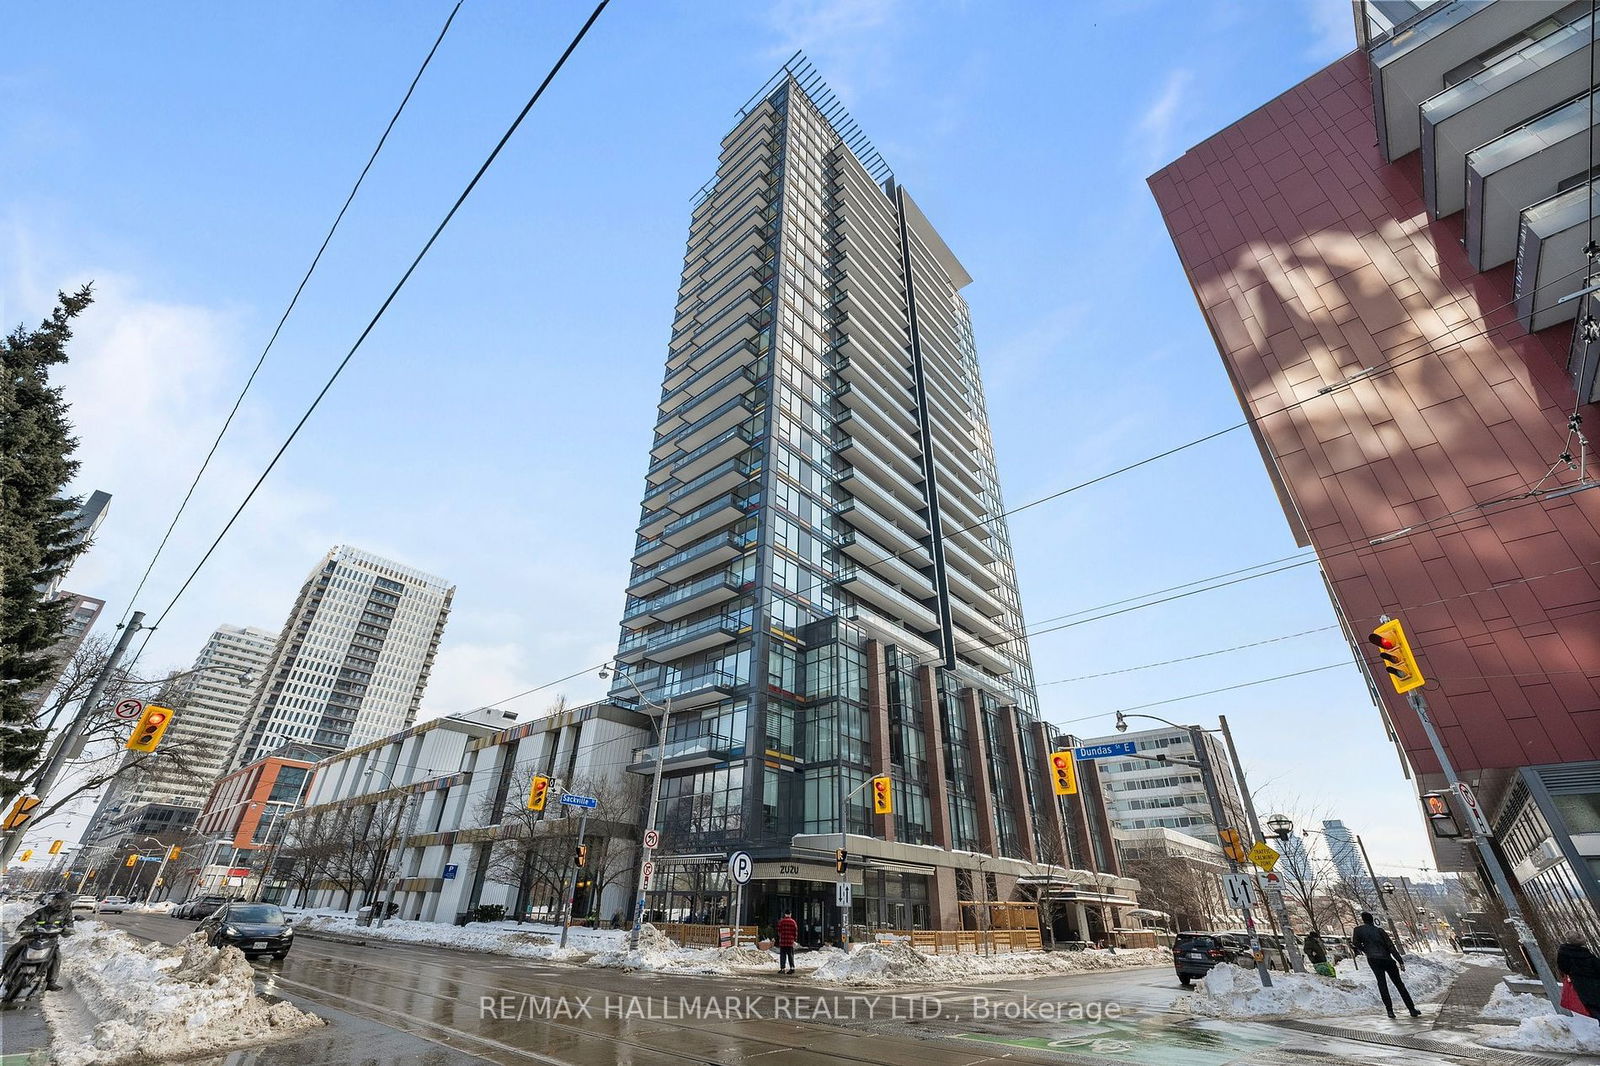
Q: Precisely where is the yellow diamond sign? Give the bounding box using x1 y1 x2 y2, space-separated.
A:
1248 841 1280 872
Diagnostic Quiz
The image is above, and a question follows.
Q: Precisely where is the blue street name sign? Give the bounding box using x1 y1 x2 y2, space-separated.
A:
1074 741 1138 760
560 794 598 809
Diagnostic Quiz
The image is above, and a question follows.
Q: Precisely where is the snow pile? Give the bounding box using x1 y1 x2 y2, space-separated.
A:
1481 1014 1600 1053
47 925 322 1065
1186 953 1459 1019
128 901 175 915
292 913 582 961
811 944 1170 987
1480 982 1555 1021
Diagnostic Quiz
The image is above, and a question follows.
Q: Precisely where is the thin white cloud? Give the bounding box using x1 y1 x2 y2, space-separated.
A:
764 0 901 100
1133 68 1194 173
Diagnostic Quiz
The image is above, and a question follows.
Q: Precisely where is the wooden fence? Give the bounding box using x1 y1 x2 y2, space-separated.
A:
873 928 1043 955
656 922 760 948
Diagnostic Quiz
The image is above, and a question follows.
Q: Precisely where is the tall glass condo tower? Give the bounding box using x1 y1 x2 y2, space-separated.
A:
611 59 1126 936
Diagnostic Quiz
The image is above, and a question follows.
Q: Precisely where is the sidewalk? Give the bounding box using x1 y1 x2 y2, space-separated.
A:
1431 960 1511 1033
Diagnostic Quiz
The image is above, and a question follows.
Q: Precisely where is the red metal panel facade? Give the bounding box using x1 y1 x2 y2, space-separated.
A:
1149 54 1600 778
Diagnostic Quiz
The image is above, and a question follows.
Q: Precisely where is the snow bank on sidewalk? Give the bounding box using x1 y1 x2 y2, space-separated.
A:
811 943 1171 987
1186 953 1459 1019
585 924 820 976
1482 1014 1600 1054
47 923 322 1065
292 913 583 960
1480 982 1554 1021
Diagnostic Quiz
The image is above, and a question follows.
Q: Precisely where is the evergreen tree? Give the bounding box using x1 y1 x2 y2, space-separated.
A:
0 285 95 801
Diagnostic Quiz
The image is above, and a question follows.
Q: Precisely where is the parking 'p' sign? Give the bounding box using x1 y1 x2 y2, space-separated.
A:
111 699 145 721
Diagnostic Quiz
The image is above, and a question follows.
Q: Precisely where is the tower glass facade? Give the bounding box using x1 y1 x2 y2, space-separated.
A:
609 63 1068 934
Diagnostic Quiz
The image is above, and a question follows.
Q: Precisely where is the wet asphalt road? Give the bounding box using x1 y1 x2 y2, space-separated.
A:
96 913 1527 1066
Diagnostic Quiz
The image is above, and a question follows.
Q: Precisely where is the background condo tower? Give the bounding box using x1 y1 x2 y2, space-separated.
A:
226 545 453 770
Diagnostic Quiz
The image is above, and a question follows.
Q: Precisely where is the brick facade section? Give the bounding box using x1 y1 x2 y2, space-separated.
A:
961 689 1000 855
864 640 896 842
917 665 953 848
1150 53 1600 779
998 705 1038 861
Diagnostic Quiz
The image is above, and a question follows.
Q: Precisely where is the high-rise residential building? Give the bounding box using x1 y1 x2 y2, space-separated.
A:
1150 0 1600 955
41 489 111 599
606 58 1137 940
82 624 278 849
226 545 453 771
19 592 104 708
1321 819 1375 909
1077 725 1246 842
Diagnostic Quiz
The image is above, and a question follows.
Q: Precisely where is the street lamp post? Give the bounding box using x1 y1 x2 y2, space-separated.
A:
1216 715 1306 973
364 767 426 930
600 667 672 953
1116 712 1274 988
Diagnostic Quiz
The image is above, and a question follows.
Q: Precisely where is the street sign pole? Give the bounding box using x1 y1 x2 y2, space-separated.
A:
559 811 588 950
1404 688 1563 1010
1218 715 1305 973
1191 726 1272 988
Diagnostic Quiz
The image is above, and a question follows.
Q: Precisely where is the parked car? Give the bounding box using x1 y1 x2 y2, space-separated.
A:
1324 935 1355 963
174 895 228 921
199 901 294 960
71 895 97 913
95 896 130 914
1173 932 1248 987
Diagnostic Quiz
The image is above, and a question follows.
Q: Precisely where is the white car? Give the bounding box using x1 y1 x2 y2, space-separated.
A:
71 894 98 912
95 895 130 914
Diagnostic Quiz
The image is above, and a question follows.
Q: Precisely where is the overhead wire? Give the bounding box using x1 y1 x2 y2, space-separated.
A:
145 0 611 636
114 1 464 635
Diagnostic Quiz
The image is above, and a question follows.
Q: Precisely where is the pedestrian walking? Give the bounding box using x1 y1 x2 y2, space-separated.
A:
775 911 798 974
1556 930 1600 1018
1352 912 1420 1018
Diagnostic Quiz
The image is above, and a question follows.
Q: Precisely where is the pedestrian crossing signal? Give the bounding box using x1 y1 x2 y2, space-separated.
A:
1368 619 1425 694
1219 827 1248 863
125 704 176 752
835 848 847 874
871 775 893 816
527 775 550 812
1422 792 1461 838
1048 751 1077 795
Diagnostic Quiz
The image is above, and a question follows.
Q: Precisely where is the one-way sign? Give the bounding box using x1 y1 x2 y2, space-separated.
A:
560 793 598 809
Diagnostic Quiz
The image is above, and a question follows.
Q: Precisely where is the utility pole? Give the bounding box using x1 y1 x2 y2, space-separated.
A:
1354 834 1402 942
628 696 670 952
559 811 589 949
1403 687 1564 1009
1218 715 1305 973
1191 726 1273 988
1 613 145 869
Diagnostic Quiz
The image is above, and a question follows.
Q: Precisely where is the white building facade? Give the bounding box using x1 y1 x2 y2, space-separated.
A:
227 545 453 770
1077 725 1246 844
283 702 652 924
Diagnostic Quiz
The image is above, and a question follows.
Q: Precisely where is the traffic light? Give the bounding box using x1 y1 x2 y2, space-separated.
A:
1422 792 1462 838
18 850 32 862
871 775 893 816
575 844 589 867
1219 827 1247 863
527 775 551 812
125 704 176 752
2 794 40 831
1048 750 1077 796
167 845 182 860
125 854 137 867
49 840 63 855
1368 620 1425 694
835 847 847 874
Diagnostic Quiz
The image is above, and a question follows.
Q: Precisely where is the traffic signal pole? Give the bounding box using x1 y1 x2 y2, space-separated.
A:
1405 687 1564 1010
1190 726 1273 988
0 612 145 870
1218 715 1306 973
559 811 588 950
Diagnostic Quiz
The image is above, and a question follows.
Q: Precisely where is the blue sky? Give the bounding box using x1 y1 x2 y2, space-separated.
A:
3 0 1440 872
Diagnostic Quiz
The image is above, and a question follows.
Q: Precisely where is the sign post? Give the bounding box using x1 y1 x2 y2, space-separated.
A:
727 850 752 949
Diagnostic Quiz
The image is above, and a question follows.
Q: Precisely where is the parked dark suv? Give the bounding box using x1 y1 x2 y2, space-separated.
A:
199 901 294 960
1173 932 1247 987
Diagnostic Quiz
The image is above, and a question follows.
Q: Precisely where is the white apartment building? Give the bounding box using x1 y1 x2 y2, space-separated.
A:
281 701 652 923
227 545 454 771
1077 725 1246 843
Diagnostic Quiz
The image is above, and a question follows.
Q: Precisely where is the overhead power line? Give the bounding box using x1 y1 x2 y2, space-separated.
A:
1038 625 1341 684
115 1 464 632
149 0 612 632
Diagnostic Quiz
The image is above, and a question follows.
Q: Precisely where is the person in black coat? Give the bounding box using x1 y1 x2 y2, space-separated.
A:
1303 931 1328 965
1557 931 1600 1018
1352 912 1420 1018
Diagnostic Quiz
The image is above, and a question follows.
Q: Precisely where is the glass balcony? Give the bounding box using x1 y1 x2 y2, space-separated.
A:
1514 180 1600 331
838 463 926 529
1420 7 1594 218
653 393 759 461
946 563 1008 619
627 530 750 596
667 456 760 515
835 564 939 631
837 528 928 590
1371 1 1569 162
844 602 942 663
646 425 757 489
836 497 927 560
661 491 750 548
948 592 1010 645
620 570 748 629
627 731 738 774
638 611 749 665
1466 88 1600 270
657 366 760 433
